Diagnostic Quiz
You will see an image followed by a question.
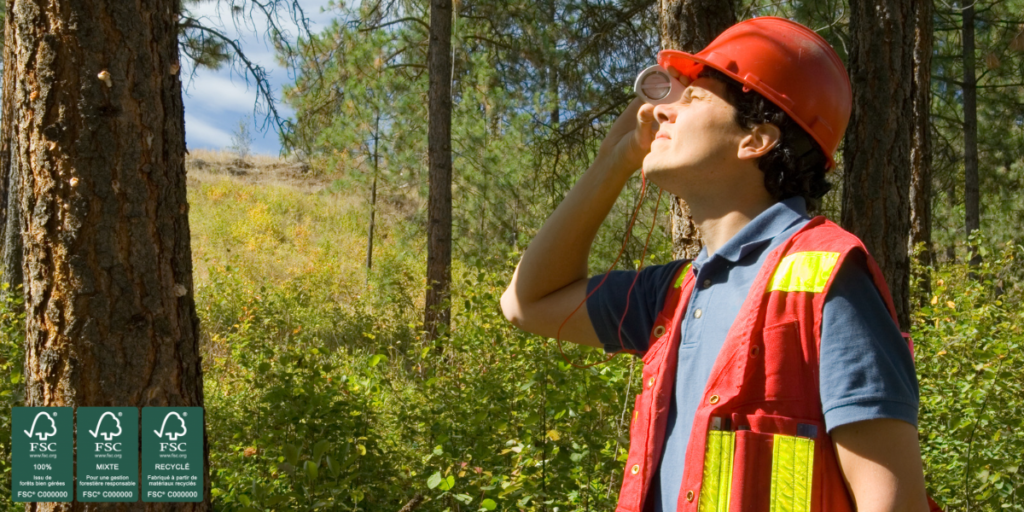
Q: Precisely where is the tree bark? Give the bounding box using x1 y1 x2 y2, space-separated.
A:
3 0 209 509
842 0 915 330
962 2 981 266
909 0 934 302
658 0 735 260
0 5 24 295
424 0 453 342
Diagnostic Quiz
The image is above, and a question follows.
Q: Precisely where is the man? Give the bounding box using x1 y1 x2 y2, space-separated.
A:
500 17 931 512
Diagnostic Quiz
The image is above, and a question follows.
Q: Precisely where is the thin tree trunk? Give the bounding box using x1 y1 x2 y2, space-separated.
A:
0 161 23 294
512 193 519 250
659 0 735 260
0 7 23 294
843 0 915 330
367 111 379 277
945 179 956 262
909 0 934 303
546 1 560 127
962 2 981 266
5 1 208 511
424 0 453 342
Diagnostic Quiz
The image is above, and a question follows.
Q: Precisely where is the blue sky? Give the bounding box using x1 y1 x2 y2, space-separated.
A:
183 1 336 155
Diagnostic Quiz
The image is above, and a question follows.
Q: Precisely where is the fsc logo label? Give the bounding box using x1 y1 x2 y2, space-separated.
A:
77 407 139 502
11 408 73 502
141 407 203 502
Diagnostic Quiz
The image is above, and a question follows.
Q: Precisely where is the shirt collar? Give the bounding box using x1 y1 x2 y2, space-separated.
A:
693 196 810 267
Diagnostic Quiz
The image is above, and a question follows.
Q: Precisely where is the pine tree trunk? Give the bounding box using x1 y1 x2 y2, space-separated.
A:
962 2 981 266
424 0 453 342
0 9 24 295
909 0 934 302
3 1 209 509
546 1 559 127
367 111 379 277
843 0 915 330
658 0 736 260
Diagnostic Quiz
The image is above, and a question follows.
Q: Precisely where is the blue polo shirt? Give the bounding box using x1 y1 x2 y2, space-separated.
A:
585 196 919 512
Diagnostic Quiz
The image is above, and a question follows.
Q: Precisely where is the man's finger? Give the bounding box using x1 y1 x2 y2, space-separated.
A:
637 103 655 125
637 104 659 137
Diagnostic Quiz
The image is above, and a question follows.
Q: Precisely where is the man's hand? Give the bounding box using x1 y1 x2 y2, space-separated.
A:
832 418 930 512
597 67 693 174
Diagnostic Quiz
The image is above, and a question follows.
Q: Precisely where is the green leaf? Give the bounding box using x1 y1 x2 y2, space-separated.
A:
305 460 319 480
427 471 443 489
284 444 299 466
257 362 271 373
481 499 497 510
454 493 473 504
282 444 299 468
369 354 382 367
313 440 330 462
325 455 339 478
439 475 456 491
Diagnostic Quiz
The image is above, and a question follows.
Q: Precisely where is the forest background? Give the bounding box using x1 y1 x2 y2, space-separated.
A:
0 0 1023 511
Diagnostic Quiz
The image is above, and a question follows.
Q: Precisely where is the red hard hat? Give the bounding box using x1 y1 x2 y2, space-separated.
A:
658 17 851 169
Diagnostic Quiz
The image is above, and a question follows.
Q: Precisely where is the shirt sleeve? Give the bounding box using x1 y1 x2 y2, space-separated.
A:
584 260 687 356
819 251 920 432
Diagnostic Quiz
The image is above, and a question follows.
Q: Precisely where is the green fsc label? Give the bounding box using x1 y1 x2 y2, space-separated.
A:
11 407 73 502
76 407 139 502
141 407 203 502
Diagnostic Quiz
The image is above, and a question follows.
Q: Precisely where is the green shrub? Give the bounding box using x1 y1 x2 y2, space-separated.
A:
915 238 1024 510
0 283 26 511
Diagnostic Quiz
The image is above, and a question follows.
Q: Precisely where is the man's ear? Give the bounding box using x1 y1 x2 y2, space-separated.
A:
737 123 781 161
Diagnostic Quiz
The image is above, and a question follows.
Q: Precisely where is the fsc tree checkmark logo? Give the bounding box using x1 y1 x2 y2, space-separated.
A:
153 412 187 441
89 411 123 441
23 411 58 441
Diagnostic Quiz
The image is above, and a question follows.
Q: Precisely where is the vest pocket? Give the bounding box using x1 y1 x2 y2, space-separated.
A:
729 430 773 512
698 431 735 512
723 415 820 512
761 320 806 401
769 435 815 512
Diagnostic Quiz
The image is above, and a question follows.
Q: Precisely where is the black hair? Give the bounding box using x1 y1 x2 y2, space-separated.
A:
696 67 832 213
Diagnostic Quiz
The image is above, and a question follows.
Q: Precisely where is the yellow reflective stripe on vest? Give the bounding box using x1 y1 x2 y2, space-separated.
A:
767 251 840 293
674 262 693 289
769 435 815 512
698 431 735 512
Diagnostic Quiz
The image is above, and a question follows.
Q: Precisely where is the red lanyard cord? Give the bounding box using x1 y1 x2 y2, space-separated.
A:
552 170 664 369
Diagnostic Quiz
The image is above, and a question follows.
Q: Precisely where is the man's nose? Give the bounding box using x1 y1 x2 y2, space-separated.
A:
653 104 674 124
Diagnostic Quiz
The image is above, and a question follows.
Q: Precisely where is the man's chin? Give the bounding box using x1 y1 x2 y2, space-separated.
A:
641 163 687 195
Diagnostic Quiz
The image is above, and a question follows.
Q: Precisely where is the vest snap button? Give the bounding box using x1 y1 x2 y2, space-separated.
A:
750 345 760 357
686 490 694 502
631 464 640 475
648 376 656 387
694 308 703 319
709 394 720 404
653 325 666 337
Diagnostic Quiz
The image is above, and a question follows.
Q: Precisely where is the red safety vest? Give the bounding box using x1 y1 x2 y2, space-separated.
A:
615 215 918 512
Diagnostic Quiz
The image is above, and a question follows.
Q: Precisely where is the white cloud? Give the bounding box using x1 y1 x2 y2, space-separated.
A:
185 114 234 150
184 72 268 114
